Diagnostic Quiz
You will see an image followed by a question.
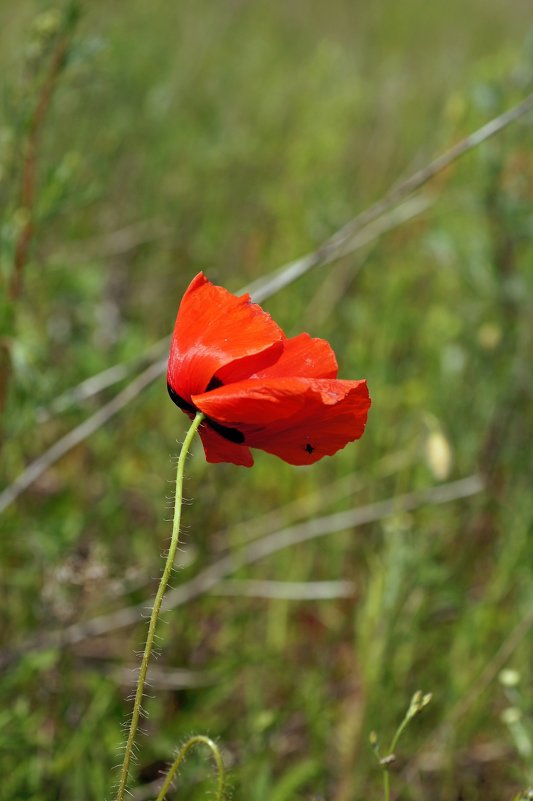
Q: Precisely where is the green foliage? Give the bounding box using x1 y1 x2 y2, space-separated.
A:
1 1 532 800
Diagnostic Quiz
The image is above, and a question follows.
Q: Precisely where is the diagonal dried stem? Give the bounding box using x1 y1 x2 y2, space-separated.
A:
2 93 532 510
0 475 483 668
31 92 533 425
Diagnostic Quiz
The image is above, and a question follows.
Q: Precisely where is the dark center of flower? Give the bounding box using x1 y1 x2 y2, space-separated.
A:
167 382 245 445
206 376 223 391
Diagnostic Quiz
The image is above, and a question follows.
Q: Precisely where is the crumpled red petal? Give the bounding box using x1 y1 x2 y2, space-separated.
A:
251 333 338 380
247 381 370 465
193 377 370 465
167 273 284 401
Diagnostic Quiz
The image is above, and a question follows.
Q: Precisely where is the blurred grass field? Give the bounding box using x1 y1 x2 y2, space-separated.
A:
1 1 532 799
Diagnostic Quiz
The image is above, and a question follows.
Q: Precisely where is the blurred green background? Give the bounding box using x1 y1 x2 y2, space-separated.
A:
1 1 532 799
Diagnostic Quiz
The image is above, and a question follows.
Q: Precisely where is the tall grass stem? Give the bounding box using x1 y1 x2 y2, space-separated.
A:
0 1 80 441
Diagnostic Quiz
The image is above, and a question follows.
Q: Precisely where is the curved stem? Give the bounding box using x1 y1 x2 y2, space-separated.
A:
154 735 225 801
115 412 205 801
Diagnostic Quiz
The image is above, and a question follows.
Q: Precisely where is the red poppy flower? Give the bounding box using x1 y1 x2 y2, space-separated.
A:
167 272 370 467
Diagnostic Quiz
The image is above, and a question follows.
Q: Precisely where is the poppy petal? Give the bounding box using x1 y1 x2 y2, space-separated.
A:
198 422 254 467
247 381 370 465
167 273 284 401
252 333 338 380
193 378 308 427
193 377 370 465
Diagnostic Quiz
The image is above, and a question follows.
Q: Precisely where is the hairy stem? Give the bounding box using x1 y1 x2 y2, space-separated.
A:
155 735 225 801
115 412 204 801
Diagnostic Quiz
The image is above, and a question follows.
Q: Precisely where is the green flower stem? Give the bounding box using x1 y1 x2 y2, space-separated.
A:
381 692 432 801
383 770 390 801
155 735 225 801
115 411 205 801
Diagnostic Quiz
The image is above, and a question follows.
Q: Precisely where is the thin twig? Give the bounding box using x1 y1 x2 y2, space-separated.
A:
56 218 171 259
108 663 213 690
244 92 533 303
35 340 168 423
212 578 356 599
10 36 71 302
0 359 166 513
0 3 80 432
0 475 483 668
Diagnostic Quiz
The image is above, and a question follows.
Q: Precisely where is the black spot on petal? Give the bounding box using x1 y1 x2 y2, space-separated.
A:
305 443 314 454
